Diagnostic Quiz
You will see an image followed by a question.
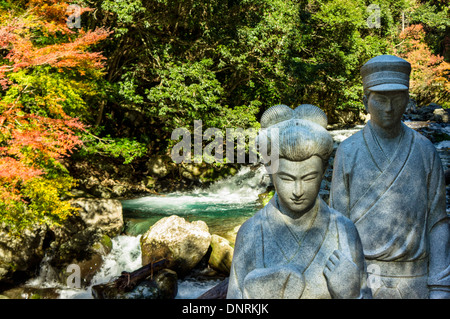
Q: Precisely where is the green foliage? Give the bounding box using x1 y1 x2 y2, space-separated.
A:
409 2 450 58
22 176 78 223
2 66 102 122
0 174 78 232
74 0 447 152
100 0 145 36
145 58 225 131
258 190 275 207
81 133 147 164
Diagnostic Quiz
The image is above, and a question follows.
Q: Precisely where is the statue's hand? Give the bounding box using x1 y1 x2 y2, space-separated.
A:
323 250 361 299
243 265 305 299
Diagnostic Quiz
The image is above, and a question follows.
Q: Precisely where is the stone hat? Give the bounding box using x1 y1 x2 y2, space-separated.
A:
361 55 411 92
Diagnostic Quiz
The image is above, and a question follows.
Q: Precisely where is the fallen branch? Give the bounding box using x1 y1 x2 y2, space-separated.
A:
91 258 170 299
197 277 229 299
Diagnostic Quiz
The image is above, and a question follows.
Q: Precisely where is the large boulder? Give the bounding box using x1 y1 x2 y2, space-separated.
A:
48 198 123 287
208 235 234 274
0 223 50 284
125 269 178 299
70 198 124 237
140 215 211 276
49 198 123 266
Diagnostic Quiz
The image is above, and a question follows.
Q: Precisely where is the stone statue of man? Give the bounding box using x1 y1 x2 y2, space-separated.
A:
227 104 372 299
330 55 450 299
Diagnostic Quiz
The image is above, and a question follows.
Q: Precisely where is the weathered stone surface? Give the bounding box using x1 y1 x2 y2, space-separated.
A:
46 199 123 287
140 215 211 276
330 55 450 299
433 108 449 123
50 198 123 267
0 198 123 286
224 225 241 246
146 156 170 178
58 235 113 287
150 268 178 299
0 223 49 283
208 235 234 274
70 198 124 237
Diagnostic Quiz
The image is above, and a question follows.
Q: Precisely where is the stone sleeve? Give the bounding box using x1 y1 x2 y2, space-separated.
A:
336 213 373 299
226 218 256 299
329 145 350 217
427 148 450 297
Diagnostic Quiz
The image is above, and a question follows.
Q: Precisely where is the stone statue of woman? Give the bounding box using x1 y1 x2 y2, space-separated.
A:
227 104 372 299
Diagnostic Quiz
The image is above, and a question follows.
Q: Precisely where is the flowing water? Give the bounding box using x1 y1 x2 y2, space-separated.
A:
121 165 271 239
22 122 450 299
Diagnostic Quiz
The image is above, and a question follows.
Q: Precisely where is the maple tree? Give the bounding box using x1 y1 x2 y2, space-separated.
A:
0 0 110 231
396 24 450 108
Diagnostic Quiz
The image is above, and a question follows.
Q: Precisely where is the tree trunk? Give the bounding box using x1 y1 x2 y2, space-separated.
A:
95 100 106 127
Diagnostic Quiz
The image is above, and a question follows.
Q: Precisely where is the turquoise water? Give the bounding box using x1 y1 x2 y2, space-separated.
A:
121 194 261 238
121 166 271 239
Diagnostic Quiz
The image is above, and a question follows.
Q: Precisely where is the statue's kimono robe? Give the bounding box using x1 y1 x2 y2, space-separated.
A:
227 195 372 299
330 121 450 298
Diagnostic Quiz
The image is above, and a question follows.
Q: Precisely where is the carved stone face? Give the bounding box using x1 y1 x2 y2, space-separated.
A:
272 156 323 218
365 90 408 129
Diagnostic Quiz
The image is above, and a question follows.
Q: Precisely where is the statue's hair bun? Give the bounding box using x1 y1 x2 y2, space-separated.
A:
258 103 333 165
260 104 293 129
293 104 328 129
260 104 327 129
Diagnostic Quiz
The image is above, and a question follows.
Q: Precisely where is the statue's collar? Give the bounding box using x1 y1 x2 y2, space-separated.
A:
261 194 330 266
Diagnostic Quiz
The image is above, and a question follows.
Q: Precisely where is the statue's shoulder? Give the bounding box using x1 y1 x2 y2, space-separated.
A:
328 205 359 235
235 209 264 240
408 125 438 151
233 209 265 258
335 129 364 156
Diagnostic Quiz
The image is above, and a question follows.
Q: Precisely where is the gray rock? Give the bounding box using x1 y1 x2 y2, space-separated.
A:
121 268 178 299
208 235 234 274
49 198 123 267
140 215 211 277
433 108 449 123
69 198 124 238
146 156 169 178
0 198 123 286
0 223 49 283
